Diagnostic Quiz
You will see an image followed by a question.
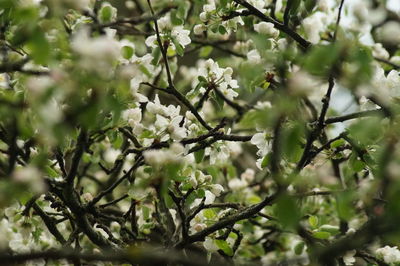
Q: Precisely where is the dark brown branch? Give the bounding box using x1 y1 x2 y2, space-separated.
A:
176 192 278 248
283 0 293 26
325 109 385 124
333 0 346 41
232 0 311 49
374 57 400 69
0 247 228 266
89 157 144 207
66 130 87 186
32 203 67 245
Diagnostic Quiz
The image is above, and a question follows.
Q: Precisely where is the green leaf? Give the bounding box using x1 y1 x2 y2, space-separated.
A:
194 149 205 163
294 241 305 255
151 47 161 65
170 10 183 25
210 24 219 33
198 76 208 83
212 91 225 111
320 224 340 235
303 44 341 77
289 0 301 15
305 0 317 12
336 191 355 221
163 191 174 208
172 38 184 56
312 231 331 239
45 166 59 178
27 30 50 65
261 153 271 168
199 46 213 57
165 163 185 182
247 195 262 204
203 209 216 219
215 239 233 256
281 123 303 162
308 215 319 228
99 5 114 23
142 206 150 220
139 65 152 78
220 0 229 7
218 25 227 35
197 188 206 198
349 152 365 172
275 195 300 229
121 46 134 59
330 139 345 149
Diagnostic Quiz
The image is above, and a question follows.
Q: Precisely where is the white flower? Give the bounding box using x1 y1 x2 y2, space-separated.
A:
0 73 9 89
251 132 271 156
390 56 400 65
247 49 261 64
168 116 187 141
219 82 239 101
204 190 216 204
170 142 185 155
386 70 400 96
203 2 215 13
248 0 267 13
302 12 326 44
317 0 329 12
276 38 288 51
255 101 272 109
122 108 142 127
13 166 46 194
352 1 369 22
193 223 207 232
199 12 208 22
288 69 321 95
71 28 120 72
203 237 219 252
155 114 169 131
241 169 255 183
193 24 206 35
130 77 149 103
209 184 224 197
145 35 158 48
143 144 185 166
146 94 164 115
189 175 198 188
370 67 400 98
254 22 279 38
343 250 356 265
172 26 191 47
376 246 400 264
199 59 224 80
192 170 212 185
372 43 390 60
157 15 171 30
226 141 242 158
196 59 240 100
103 148 120 163
207 144 231 164
379 21 400 45
199 2 216 22
145 15 190 50
228 178 248 191
252 131 272 170
82 192 93 203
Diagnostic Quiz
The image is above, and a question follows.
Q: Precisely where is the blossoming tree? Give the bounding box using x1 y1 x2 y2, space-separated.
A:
1 0 400 265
